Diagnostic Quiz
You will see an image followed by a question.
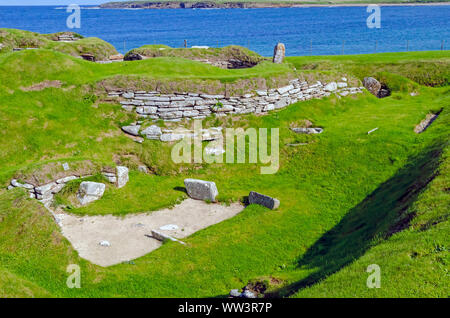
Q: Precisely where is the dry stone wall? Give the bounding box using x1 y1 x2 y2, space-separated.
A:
109 78 364 122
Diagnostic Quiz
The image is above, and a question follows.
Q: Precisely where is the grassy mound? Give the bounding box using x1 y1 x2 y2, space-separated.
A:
125 44 266 68
0 28 118 61
0 46 448 297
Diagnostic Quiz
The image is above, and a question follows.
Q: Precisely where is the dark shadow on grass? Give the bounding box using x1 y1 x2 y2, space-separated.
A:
173 186 187 194
268 142 444 298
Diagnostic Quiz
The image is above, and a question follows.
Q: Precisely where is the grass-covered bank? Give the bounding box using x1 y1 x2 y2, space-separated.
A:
0 44 448 297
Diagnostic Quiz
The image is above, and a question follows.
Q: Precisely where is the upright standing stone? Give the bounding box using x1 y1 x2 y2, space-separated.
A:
273 43 285 64
184 179 219 202
116 166 129 189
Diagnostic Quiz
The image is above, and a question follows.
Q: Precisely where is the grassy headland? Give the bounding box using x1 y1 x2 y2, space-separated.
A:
100 0 450 9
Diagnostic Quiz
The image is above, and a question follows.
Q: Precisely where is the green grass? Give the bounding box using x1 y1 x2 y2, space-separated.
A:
0 45 448 297
0 29 118 61
126 44 265 65
55 171 187 216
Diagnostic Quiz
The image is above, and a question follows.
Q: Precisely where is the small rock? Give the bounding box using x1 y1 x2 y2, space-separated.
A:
35 182 57 195
324 82 338 92
248 191 280 210
122 92 134 99
291 127 323 134
99 240 111 247
122 125 141 136
138 165 148 173
241 290 257 298
184 179 219 202
230 289 241 297
141 125 162 140
116 166 129 189
56 176 78 184
159 224 179 231
51 183 66 194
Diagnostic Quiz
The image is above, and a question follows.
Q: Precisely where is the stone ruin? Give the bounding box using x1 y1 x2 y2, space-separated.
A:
110 78 364 124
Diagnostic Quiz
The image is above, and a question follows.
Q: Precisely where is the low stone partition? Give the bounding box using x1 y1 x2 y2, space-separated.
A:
7 166 129 208
8 176 89 207
109 78 364 122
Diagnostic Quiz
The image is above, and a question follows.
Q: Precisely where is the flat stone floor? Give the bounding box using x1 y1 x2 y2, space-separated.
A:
57 199 244 267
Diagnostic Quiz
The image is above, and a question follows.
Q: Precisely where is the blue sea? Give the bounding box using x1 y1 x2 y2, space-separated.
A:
0 5 449 56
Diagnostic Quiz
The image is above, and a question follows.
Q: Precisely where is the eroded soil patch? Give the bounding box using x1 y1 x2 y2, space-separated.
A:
21 80 62 91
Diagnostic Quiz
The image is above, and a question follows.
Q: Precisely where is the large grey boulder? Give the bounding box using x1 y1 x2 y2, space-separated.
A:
363 77 391 98
121 125 141 136
273 43 285 64
77 182 106 206
248 191 280 210
184 179 219 202
116 166 129 189
363 77 382 97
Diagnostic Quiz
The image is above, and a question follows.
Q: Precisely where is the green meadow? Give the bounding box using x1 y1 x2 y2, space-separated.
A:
0 31 448 297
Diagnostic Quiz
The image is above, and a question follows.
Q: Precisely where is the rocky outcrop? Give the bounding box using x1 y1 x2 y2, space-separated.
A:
77 181 106 206
110 78 364 122
273 43 285 64
184 179 219 202
248 191 280 210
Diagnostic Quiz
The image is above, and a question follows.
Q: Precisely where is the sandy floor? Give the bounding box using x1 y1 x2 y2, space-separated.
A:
57 199 243 267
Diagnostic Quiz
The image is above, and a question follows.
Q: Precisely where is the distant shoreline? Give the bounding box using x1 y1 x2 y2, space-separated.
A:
99 2 450 10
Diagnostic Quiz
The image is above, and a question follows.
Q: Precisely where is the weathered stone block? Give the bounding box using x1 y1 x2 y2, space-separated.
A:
121 125 141 136
184 179 219 202
116 166 129 189
77 182 106 206
248 191 280 210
